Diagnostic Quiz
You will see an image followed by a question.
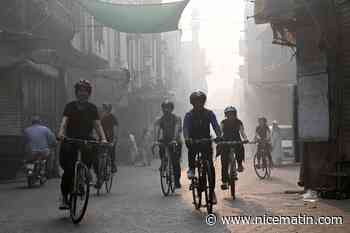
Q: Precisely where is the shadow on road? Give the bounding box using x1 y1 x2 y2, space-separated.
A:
222 196 272 216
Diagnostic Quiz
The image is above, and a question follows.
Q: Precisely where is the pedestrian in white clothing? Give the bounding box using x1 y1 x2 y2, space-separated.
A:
271 120 283 166
128 133 139 165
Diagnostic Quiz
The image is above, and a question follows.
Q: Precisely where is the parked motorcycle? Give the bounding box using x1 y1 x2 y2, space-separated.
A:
24 158 48 188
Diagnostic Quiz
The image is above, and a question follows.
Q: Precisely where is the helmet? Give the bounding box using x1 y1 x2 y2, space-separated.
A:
74 79 92 94
224 106 237 116
190 91 207 105
161 100 174 111
258 117 267 123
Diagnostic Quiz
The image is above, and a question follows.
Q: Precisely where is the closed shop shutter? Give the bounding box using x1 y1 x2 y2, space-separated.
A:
336 0 350 146
0 73 21 136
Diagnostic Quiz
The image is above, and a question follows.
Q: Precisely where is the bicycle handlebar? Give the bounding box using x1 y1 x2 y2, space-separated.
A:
57 137 113 147
216 140 254 146
187 138 254 145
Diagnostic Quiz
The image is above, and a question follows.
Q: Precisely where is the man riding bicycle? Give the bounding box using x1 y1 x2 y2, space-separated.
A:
154 100 182 189
57 79 107 210
100 103 119 173
218 106 248 190
254 117 273 169
183 91 222 204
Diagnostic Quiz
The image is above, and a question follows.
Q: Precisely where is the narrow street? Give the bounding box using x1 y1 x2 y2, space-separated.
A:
1 160 349 233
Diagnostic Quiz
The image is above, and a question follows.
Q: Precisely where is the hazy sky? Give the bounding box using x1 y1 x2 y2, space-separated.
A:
179 0 245 108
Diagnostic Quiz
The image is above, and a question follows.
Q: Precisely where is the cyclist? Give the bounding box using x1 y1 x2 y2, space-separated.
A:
253 117 273 169
219 106 248 190
57 79 107 210
154 100 182 189
100 103 119 173
183 91 222 204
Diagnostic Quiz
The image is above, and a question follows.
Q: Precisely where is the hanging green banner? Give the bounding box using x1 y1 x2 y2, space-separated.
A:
78 0 190 33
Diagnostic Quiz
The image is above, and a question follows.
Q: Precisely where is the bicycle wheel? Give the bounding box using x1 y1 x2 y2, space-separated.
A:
204 163 214 214
191 174 202 210
253 153 268 179
70 163 90 224
168 159 175 193
160 157 170 196
96 157 105 196
266 157 272 178
229 161 236 200
27 176 34 188
105 157 113 193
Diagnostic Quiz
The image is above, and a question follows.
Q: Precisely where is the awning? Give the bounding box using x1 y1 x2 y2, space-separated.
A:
254 0 295 25
94 68 130 83
77 0 189 33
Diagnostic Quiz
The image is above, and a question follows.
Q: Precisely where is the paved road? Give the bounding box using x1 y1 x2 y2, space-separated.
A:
1 159 349 233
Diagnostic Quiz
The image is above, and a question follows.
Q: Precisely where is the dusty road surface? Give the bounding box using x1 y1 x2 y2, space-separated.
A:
1 159 349 233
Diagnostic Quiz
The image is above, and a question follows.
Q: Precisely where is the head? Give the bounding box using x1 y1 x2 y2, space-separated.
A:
272 120 279 129
31 115 41 125
190 91 207 110
224 106 237 119
161 100 174 115
258 117 267 126
102 103 112 113
74 79 92 103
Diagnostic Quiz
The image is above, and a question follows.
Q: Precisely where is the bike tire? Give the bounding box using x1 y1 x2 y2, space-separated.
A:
204 163 214 214
253 153 268 179
160 159 170 196
27 176 34 188
70 164 90 224
105 157 113 193
169 159 175 194
96 156 106 195
229 163 236 200
191 176 202 210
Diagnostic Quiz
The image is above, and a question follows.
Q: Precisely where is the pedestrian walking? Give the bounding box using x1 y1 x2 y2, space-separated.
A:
128 133 139 165
271 120 283 166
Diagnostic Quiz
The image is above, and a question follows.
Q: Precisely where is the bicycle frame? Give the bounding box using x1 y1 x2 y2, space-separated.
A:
157 141 176 196
72 150 89 195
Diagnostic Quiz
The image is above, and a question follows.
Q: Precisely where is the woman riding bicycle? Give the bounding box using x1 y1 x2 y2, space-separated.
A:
57 80 107 210
253 117 273 169
218 106 248 190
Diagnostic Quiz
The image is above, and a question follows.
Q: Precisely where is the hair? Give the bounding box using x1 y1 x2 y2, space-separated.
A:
31 115 41 124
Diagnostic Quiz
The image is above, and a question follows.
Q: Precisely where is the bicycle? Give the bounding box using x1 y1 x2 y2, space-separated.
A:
60 137 107 224
217 140 251 200
189 138 216 214
253 140 272 179
152 141 177 196
95 142 114 196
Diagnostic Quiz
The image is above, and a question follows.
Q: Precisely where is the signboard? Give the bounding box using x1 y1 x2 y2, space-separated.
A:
296 25 327 75
298 74 329 141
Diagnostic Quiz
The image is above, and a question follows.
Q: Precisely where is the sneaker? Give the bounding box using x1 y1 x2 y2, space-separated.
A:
221 182 229 190
59 197 69 210
111 164 117 173
211 192 217 204
237 164 244 172
187 169 195 179
94 180 102 189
